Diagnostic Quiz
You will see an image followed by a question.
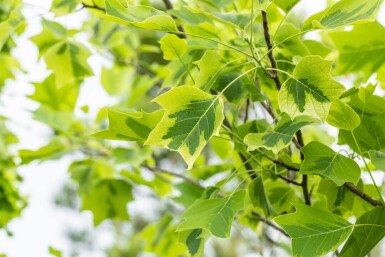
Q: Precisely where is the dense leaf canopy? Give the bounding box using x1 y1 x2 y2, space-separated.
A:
1 0 385 256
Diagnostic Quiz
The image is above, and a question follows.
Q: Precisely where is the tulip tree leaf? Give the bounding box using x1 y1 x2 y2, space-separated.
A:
92 108 164 142
44 40 93 88
300 141 361 186
244 114 315 153
160 34 188 61
178 229 209 257
309 0 380 29
274 0 300 13
146 86 224 169
50 0 81 17
339 113 385 153
339 207 385 257
329 22 385 78
0 8 24 51
82 179 133 226
177 190 245 238
194 50 226 89
104 0 178 32
326 99 360 130
369 150 385 171
274 204 353 257
278 56 345 121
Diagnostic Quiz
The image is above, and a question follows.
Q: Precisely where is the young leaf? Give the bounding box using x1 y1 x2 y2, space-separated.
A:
278 56 345 121
44 40 93 88
82 179 133 226
145 86 224 169
274 204 353 257
244 114 315 153
104 0 178 32
300 141 361 186
50 0 81 17
177 190 246 238
307 0 380 29
159 34 188 61
326 99 360 130
329 22 385 78
194 51 226 89
339 207 385 257
369 150 385 171
92 109 163 142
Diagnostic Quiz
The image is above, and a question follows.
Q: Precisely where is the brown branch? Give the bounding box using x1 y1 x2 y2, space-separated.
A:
295 130 311 206
344 182 383 207
252 211 289 237
81 2 105 12
277 175 301 186
261 11 282 90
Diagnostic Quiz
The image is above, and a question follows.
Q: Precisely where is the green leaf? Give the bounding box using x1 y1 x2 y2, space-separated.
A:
274 0 300 13
339 113 385 153
30 74 79 111
308 0 380 29
145 86 224 169
248 176 272 217
50 0 81 17
30 19 69 57
92 108 163 142
339 207 385 257
49 246 62 257
329 22 385 78
326 100 360 130
244 114 315 153
300 141 361 186
274 204 353 257
82 179 133 226
178 229 209 257
104 0 178 32
369 150 385 171
177 190 245 238
194 50 226 89
159 34 188 61
101 65 131 96
278 56 345 121
44 40 93 88
0 8 24 51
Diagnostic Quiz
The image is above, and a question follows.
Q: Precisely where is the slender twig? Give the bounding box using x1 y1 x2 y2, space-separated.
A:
295 130 311 205
261 11 282 90
277 175 301 186
162 0 186 38
142 165 204 189
81 2 105 11
344 182 383 207
251 211 289 237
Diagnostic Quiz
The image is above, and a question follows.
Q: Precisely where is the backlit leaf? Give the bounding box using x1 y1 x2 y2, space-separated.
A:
329 22 385 78
0 8 24 51
326 99 360 130
44 40 93 88
244 114 315 153
300 141 361 186
340 207 385 257
278 56 345 121
159 34 188 61
177 190 245 238
369 150 385 171
50 0 81 17
145 86 224 169
82 179 133 225
104 0 178 32
92 108 163 142
307 0 380 29
274 204 353 257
